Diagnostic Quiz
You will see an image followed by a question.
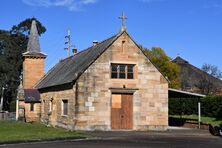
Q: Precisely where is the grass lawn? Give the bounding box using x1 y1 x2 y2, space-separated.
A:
0 121 83 143
170 115 222 126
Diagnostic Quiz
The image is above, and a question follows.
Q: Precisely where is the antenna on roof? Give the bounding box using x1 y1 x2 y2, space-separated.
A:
64 29 71 57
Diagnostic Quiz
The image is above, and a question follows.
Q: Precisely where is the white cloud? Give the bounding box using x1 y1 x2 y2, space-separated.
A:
81 0 96 5
22 0 97 11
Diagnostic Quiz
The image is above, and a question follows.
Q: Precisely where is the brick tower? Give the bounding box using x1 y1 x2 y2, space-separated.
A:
22 20 47 89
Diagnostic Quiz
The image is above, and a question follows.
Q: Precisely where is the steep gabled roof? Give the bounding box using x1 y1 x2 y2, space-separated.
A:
35 32 122 89
36 31 168 90
172 56 222 88
27 20 40 53
23 20 47 58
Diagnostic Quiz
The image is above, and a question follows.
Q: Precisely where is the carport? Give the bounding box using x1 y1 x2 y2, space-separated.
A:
168 88 206 128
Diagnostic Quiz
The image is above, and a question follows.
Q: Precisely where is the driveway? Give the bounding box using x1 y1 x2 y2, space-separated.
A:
1 129 221 148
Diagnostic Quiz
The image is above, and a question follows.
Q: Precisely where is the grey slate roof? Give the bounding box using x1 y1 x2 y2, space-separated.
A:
35 32 123 90
23 20 47 58
172 56 222 88
24 89 41 103
27 20 40 53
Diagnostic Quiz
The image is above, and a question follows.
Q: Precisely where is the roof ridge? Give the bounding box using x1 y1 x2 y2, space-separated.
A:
57 33 120 63
187 62 222 83
76 33 120 54
172 56 189 64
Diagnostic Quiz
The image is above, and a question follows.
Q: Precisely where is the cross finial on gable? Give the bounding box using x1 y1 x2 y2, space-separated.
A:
119 12 128 32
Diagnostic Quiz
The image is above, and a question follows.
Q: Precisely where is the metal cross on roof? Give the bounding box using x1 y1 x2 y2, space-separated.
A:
119 12 128 32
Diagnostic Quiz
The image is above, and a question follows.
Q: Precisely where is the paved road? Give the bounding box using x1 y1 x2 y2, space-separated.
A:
1 129 221 148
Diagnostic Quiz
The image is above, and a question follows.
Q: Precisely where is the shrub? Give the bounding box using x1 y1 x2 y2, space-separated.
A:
169 98 198 115
169 96 222 119
201 96 222 119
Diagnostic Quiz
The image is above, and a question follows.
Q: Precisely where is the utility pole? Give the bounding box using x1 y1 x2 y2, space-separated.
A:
64 30 71 57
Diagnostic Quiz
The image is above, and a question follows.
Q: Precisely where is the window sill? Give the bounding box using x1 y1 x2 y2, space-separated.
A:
61 115 68 117
111 79 136 81
109 87 139 93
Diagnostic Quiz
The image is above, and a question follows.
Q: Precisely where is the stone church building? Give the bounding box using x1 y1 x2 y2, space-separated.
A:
17 19 168 131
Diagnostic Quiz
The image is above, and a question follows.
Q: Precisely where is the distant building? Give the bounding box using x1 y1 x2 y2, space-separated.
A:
172 56 222 96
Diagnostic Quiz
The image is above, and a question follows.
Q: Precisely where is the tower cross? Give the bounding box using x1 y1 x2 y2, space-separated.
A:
119 12 128 27
119 12 128 32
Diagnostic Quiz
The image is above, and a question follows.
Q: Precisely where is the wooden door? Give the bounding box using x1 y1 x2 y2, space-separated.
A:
111 94 133 129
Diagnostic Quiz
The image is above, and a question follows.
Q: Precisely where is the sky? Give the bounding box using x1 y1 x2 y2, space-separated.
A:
0 0 222 72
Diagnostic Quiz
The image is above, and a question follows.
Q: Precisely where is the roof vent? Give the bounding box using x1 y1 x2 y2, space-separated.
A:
93 40 99 46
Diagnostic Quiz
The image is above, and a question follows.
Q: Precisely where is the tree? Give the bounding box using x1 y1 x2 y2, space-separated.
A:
196 64 222 95
0 30 20 110
0 18 46 111
142 47 180 88
10 18 46 36
202 64 222 79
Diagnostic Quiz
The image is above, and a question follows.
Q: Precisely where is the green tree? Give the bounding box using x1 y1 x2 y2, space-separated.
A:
142 47 180 88
0 18 46 111
0 30 21 110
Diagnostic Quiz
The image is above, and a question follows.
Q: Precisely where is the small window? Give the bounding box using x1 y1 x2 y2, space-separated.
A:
42 100 45 113
111 64 134 79
30 103 34 112
62 100 68 116
49 99 53 112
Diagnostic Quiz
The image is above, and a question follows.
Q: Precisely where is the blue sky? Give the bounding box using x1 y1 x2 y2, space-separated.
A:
1 0 222 72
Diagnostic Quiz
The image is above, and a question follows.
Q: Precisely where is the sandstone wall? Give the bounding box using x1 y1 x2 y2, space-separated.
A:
18 101 41 122
74 32 168 131
23 57 45 89
40 88 76 130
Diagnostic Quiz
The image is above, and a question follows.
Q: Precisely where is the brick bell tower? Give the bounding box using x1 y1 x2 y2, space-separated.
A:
22 20 47 89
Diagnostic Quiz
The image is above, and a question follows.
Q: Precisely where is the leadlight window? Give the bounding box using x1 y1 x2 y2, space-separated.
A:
127 65 134 79
111 64 118 78
111 64 134 79
119 65 126 79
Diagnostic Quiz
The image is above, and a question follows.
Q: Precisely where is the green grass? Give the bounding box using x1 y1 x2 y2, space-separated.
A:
170 115 222 126
0 121 83 143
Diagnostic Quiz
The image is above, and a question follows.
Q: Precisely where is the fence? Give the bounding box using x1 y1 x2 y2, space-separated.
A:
0 112 16 120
